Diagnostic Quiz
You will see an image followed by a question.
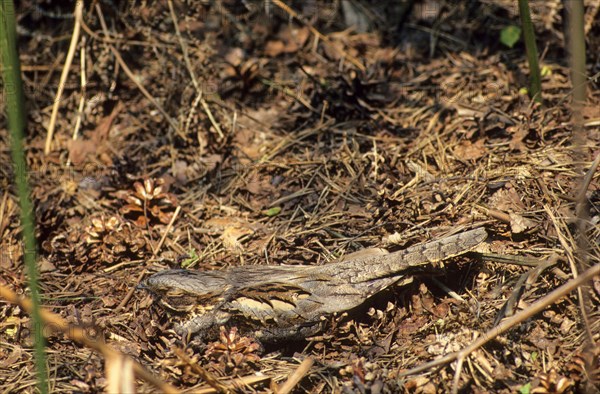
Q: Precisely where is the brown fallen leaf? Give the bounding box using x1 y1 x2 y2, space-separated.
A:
222 226 254 251
453 139 486 161
509 212 536 234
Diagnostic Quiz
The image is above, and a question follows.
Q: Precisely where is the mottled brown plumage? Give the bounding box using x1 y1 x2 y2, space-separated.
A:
141 228 487 343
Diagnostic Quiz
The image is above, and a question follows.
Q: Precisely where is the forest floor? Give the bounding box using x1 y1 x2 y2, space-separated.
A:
1 1 600 392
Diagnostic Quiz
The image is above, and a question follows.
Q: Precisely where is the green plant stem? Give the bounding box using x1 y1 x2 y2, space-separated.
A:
0 1 48 393
518 0 542 103
566 0 586 106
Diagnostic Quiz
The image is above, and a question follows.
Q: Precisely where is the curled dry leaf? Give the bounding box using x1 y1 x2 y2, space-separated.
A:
221 225 254 252
509 212 537 234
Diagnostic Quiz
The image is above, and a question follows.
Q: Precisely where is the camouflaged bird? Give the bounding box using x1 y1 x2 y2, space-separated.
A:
140 228 487 343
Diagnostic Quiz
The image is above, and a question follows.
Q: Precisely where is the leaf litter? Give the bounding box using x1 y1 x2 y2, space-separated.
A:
0 1 599 392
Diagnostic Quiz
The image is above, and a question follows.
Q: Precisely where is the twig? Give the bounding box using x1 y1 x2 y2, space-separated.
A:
67 37 87 166
116 205 181 312
173 348 232 393
167 0 200 89
568 0 596 378
544 204 594 344
478 252 547 267
277 357 314 394
573 154 600 346
45 1 83 154
452 356 466 394
271 0 365 72
0 284 180 394
168 0 224 139
0 191 9 240
399 262 600 382
94 4 182 138
192 375 271 394
259 77 318 113
575 153 600 203
493 255 559 327
430 277 465 303
155 205 181 254
109 45 180 134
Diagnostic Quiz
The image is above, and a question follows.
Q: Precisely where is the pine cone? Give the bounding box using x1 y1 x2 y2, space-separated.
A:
116 178 178 227
44 214 149 271
205 327 261 374
78 215 148 267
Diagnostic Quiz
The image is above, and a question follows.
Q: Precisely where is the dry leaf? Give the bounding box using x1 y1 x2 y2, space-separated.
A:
509 212 536 234
453 139 486 161
222 226 254 251
407 161 435 182
264 40 286 57
507 124 528 152
264 26 309 57
67 139 97 166
489 187 526 212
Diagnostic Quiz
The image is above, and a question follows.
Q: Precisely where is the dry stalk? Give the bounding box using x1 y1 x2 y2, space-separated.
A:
90 4 181 137
0 284 181 394
44 1 83 154
167 0 224 139
276 357 314 394
399 262 600 393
